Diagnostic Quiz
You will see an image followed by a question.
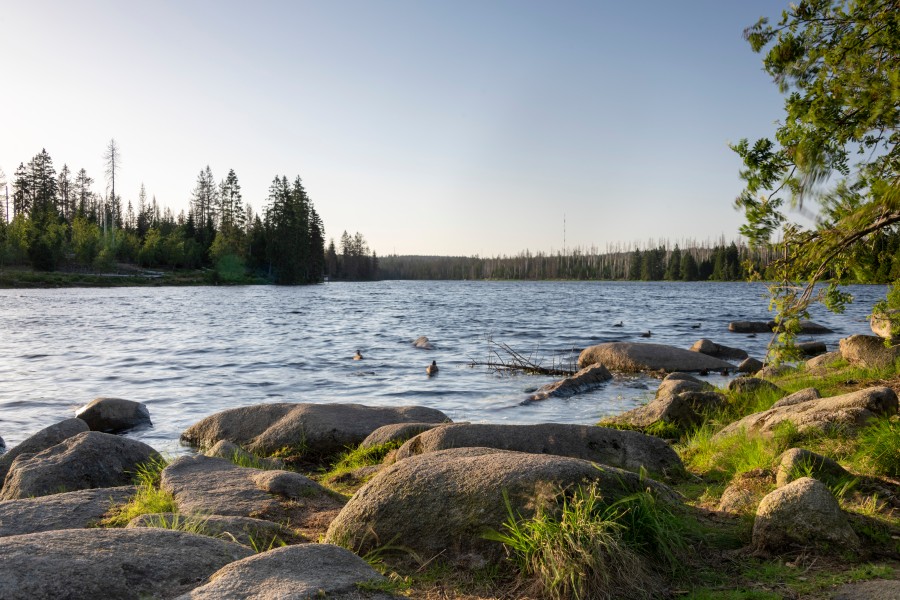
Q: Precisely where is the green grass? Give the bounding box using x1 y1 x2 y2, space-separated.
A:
101 455 177 527
226 449 280 470
852 417 900 477
677 425 785 482
318 441 403 485
485 483 692 600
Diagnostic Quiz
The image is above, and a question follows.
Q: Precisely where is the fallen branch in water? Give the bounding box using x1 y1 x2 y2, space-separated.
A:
469 336 576 377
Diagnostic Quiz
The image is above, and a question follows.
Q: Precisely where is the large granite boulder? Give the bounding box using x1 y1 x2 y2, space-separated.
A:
325 447 679 566
360 422 445 449
690 339 748 361
577 342 733 372
655 373 714 397
603 391 726 431
393 423 684 476
729 320 832 334
0 486 135 537
204 440 284 470
839 334 900 369
775 448 851 488
738 357 764 374
161 455 342 539
726 377 785 397
181 403 449 458
527 363 612 400
752 477 858 553
797 341 827 357
0 528 252 600
75 397 151 433
717 386 898 438
127 513 301 548
832 580 900 600
870 310 900 341
771 388 821 409
0 431 159 500
0 418 89 483
175 544 394 600
806 350 842 369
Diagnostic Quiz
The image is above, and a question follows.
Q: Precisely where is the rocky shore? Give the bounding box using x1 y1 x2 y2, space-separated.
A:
1 330 899 599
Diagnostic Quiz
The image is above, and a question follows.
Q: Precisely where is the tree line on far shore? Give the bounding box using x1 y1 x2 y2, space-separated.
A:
0 143 377 284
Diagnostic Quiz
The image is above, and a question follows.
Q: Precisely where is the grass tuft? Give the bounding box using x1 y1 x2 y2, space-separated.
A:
852 417 900 477
101 455 177 527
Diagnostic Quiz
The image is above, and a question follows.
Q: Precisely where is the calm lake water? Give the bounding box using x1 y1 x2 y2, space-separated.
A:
0 281 886 455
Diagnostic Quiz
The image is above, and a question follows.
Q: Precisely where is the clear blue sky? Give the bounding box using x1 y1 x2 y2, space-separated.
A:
1 0 792 256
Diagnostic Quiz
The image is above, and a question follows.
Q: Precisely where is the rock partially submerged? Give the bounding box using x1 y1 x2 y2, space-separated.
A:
394 423 684 476
413 336 433 350
0 486 135 538
0 418 89 483
0 431 159 500
0 528 252 600
796 341 827 357
577 342 733 373
74 397 152 433
527 363 612 400
690 339 748 361
325 447 679 566
181 403 449 458
176 544 393 600
728 320 832 334
752 477 858 553
738 357 764 374
839 334 900 369
717 386 898 438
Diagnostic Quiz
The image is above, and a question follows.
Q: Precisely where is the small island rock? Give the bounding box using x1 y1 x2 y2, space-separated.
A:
527 363 612 400
577 342 733 373
75 397 152 433
690 339 749 360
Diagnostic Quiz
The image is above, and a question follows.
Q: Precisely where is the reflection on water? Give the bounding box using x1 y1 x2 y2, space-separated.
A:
0 281 884 455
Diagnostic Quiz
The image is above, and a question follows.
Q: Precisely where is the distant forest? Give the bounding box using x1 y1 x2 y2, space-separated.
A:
0 144 377 284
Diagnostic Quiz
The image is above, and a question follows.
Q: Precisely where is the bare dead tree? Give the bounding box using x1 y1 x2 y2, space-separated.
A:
469 336 576 376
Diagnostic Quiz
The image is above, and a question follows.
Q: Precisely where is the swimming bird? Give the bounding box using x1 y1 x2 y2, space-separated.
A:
426 360 439 376
353 350 363 360
640 331 652 338
691 323 701 329
613 321 624 328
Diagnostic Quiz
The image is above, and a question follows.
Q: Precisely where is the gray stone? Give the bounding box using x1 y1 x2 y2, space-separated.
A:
771 388 821 409
161 455 342 539
690 338 749 360
394 423 684 476
75 397 152 433
797 341 827 357
204 440 284 470
0 486 135 537
870 310 900 341
831 580 900 600
840 334 900 369
0 418 89 483
656 375 713 397
775 448 852 488
176 543 395 600
413 336 433 350
757 364 792 378
717 386 898 438
127 513 302 548
717 469 774 515
325 447 679 566
729 321 774 333
605 391 726 431
181 403 449 458
0 436 4 454
726 377 785 396
577 342 734 373
806 351 843 369
0 431 159 500
752 477 858 553
360 422 446 449
528 363 612 400
738 357 764 374
0 527 252 600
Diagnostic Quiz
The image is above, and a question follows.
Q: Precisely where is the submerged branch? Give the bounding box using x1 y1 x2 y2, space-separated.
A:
469 337 576 377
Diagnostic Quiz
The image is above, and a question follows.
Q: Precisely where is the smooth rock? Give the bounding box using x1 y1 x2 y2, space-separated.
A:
75 397 152 433
775 448 851 488
0 431 159 500
806 350 842 369
656 375 713 397
738 357 764 374
771 388 821 409
690 339 749 360
161 455 342 538
840 334 900 369
726 377 785 396
757 364 791 378
528 363 612 400
797 341 827 357
0 528 252 600
176 543 394 600
604 391 726 431
394 423 684 476
181 403 449 458
127 513 301 548
577 342 734 372
0 436 5 454
0 418 89 483
204 440 284 470
717 469 773 515
0 486 135 537
729 321 774 333
752 477 858 553
717 386 898 438
870 310 900 341
831 580 900 600
413 336 433 350
360 422 445 449
325 447 679 566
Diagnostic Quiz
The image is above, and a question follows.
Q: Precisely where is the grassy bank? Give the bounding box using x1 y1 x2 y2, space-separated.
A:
0 266 267 288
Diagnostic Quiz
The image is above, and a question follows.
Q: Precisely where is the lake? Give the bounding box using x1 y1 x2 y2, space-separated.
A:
0 280 886 455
